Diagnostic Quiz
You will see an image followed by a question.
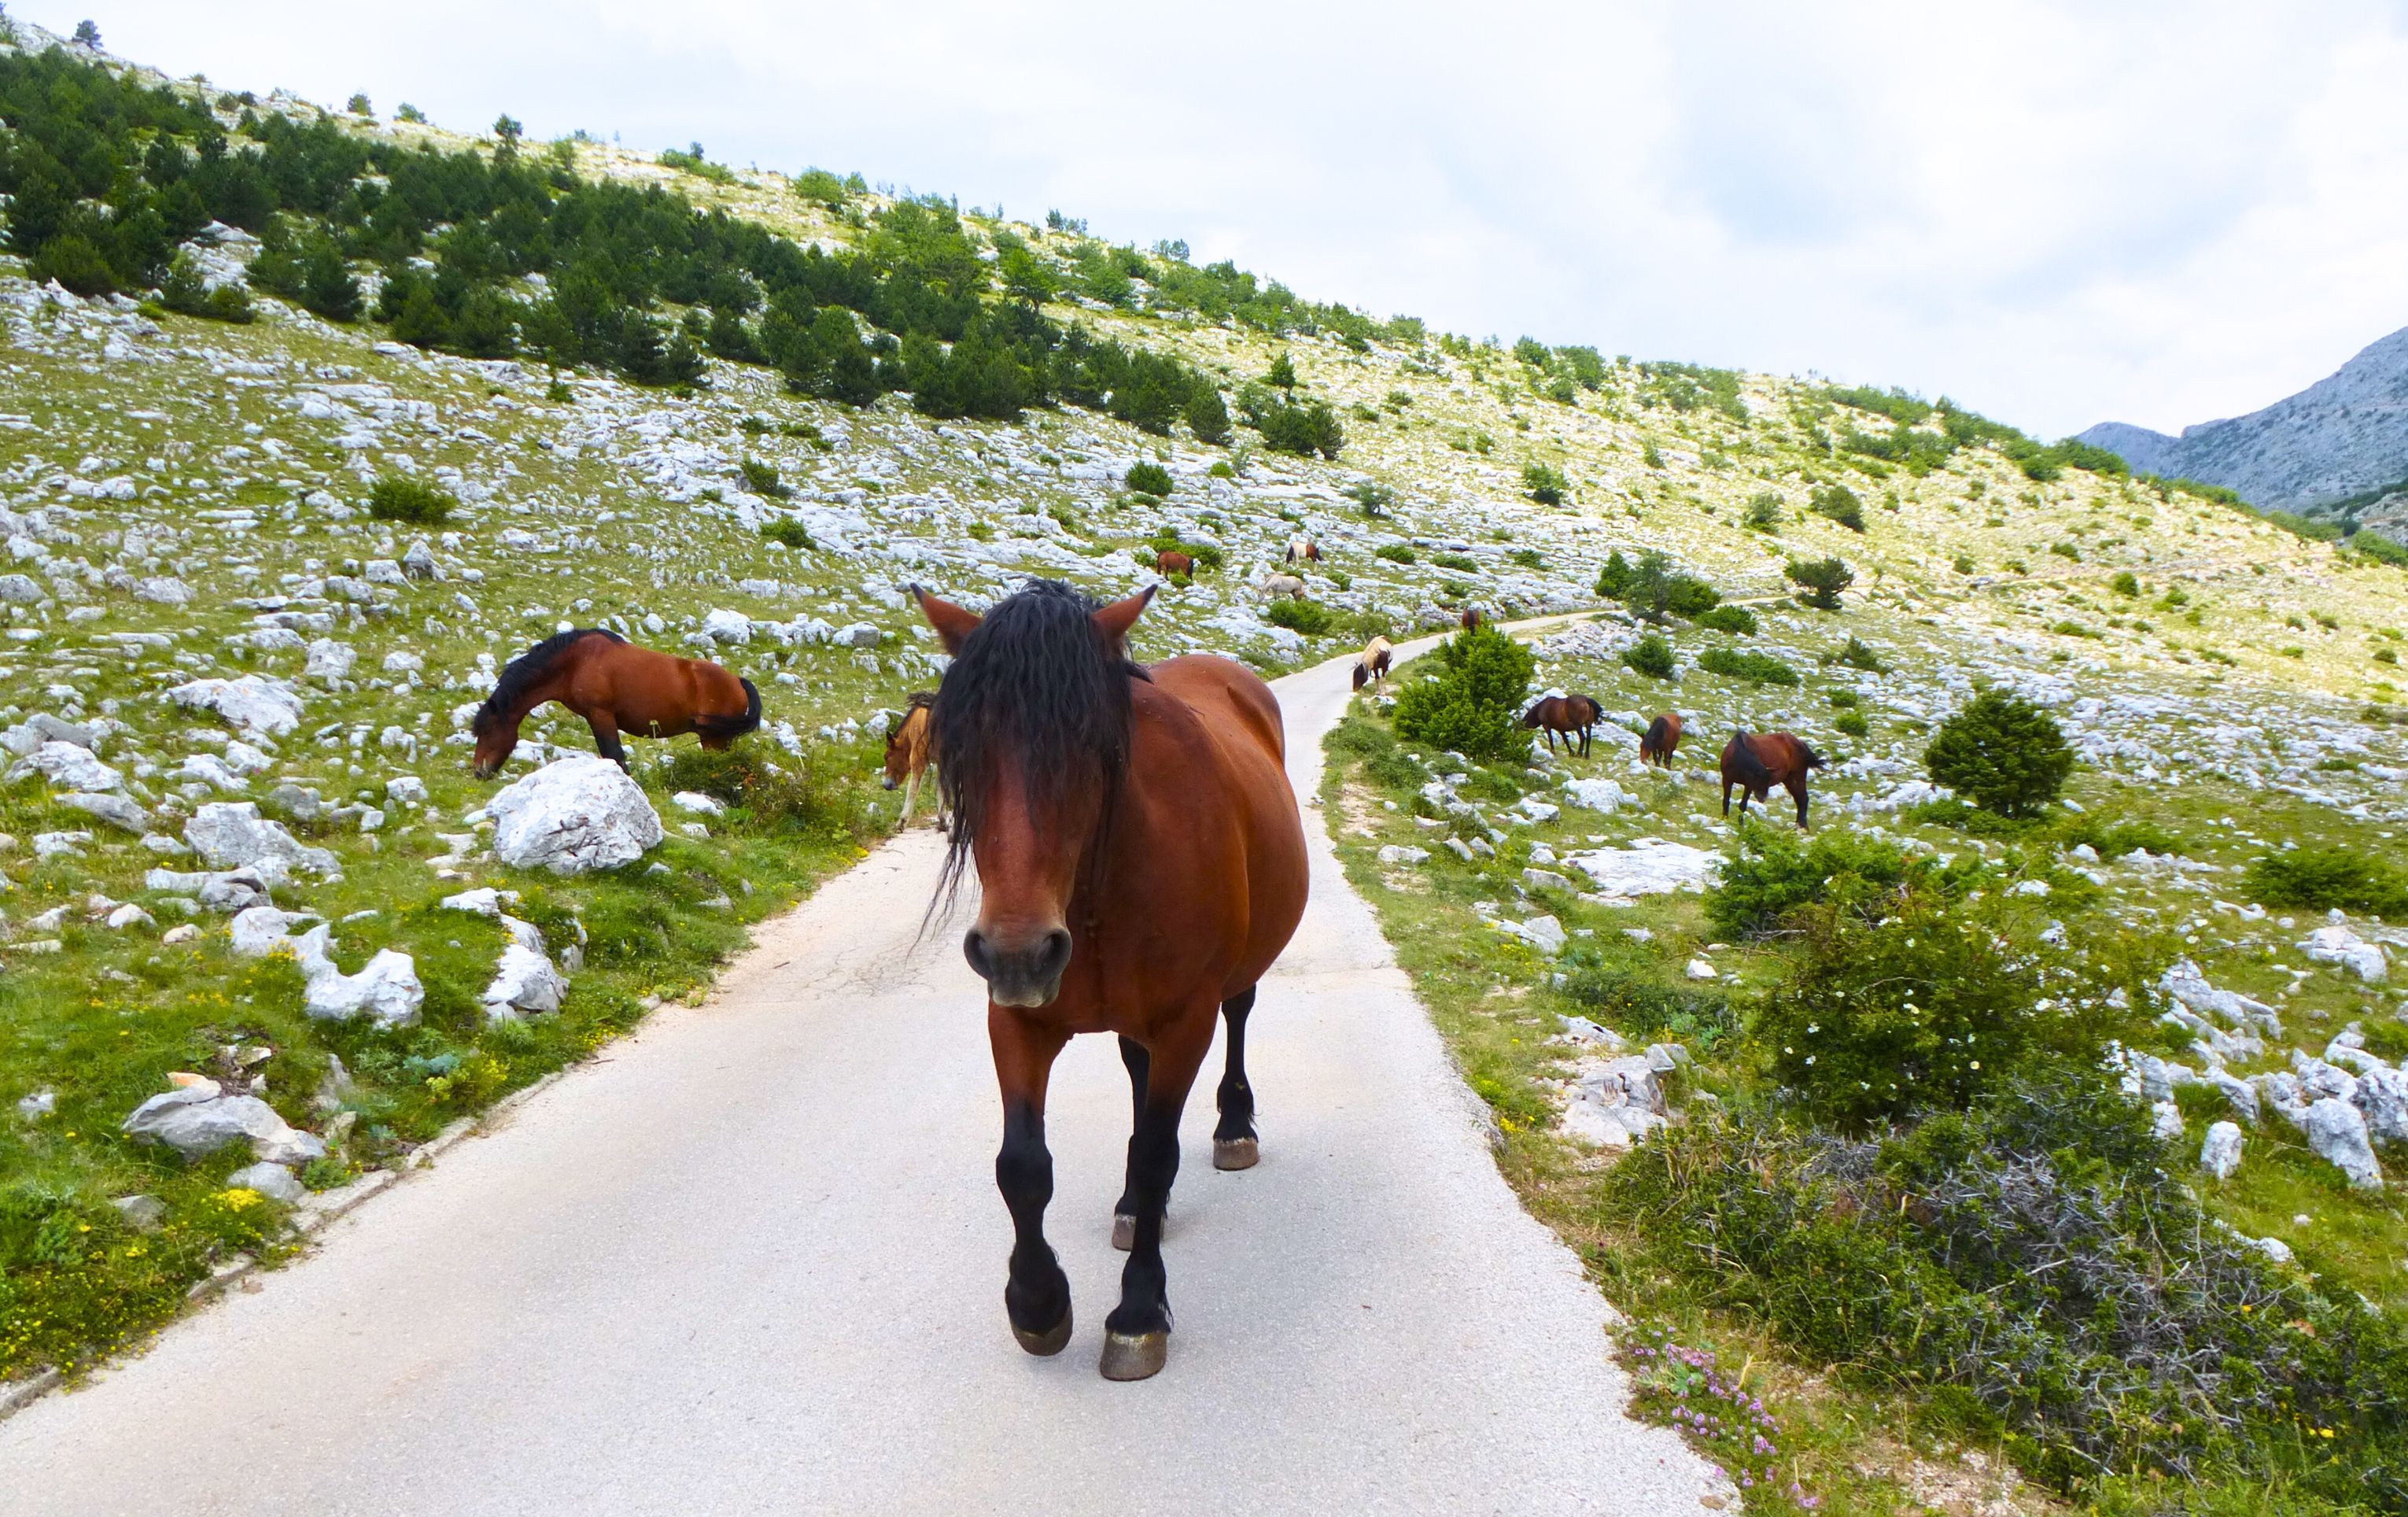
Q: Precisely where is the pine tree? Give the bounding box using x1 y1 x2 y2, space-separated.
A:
1185 387 1232 445
1265 351 1298 395
1924 688 2074 817
298 241 362 322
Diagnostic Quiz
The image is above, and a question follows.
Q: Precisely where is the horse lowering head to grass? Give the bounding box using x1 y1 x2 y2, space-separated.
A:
470 629 758 780
881 692 942 829
1639 711 1683 768
916 577 1308 1383
1720 729 1825 827
1352 635 1392 692
1521 693 1602 757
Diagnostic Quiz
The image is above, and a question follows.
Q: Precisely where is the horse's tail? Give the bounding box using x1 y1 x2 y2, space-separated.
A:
1798 739 1827 771
1727 729 1774 789
700 677 763 740
1644 714 1669 751
1352 663 1369 692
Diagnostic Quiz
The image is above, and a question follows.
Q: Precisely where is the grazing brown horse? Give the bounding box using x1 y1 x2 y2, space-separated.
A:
1155 549 1194 578
1352 635 1393 692
1522 693 1602 756
471 629 758 779
916 579 1308 1382
1460 607 1484 630
881 692 942 828
1720 729 1827 827
1285 536 1320 564
1639 711 1683 768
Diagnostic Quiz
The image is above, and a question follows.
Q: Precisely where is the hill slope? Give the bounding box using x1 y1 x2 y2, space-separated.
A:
2078 325 2408 517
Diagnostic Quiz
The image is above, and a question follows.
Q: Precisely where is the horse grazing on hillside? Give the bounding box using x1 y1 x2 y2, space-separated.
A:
1522 693 1602 756
881 692 942 829
1639 711 1683 768
1285 536 1320 565
1352 635 1393 692
471 629 759 780
915 579 1308 1383
1155 549 1194 578
1460 607 1484 630
1261 574 1307 600
1720 729 1826 827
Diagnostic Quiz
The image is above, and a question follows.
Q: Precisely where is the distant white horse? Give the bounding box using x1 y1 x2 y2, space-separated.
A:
1260 574 1307 599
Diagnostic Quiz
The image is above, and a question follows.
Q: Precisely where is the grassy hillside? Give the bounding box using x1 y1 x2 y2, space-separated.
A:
0 22 2403 1456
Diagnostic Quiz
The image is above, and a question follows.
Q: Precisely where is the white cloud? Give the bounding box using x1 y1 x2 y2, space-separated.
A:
41 0 2408 437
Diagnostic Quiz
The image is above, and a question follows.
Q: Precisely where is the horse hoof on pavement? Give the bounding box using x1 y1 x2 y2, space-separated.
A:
1012 1304 1074 1357
1099 1330 1168 1381
1212 1136 1259 1171
1112 1212 1136 1252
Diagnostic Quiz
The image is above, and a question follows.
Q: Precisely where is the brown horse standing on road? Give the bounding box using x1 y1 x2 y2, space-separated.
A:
471 629 759 779
1639 711 1683 768
1352 635 1393 691
1720 729 1826 827
1155 549 1193 578
1522 693 1602 756
916 579 1308 1383
881 692 942 828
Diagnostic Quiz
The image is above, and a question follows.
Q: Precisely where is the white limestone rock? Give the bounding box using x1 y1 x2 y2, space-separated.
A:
2300 1096 2384 1190
1562 840 1720 897
120 1079 325 1165
167 674 305 740
2200 1120 2245 1179
17 740 120 792
488 753 663 873
2302 925 2388 984
304 638 356 681
184 802 339 876
225 1161 306 1204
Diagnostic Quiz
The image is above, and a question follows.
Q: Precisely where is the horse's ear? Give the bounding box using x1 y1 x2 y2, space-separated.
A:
1091 584 1155 653
913 585 983 654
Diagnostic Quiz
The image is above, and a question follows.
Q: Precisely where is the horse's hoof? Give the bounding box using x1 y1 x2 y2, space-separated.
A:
1012 1303 1074 1357
1099 1330 1168 1382
1111 1212 1136 1252
1212 1136 1259 1171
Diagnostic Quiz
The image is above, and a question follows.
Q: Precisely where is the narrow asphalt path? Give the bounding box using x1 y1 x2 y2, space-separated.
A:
0 634 1717 1515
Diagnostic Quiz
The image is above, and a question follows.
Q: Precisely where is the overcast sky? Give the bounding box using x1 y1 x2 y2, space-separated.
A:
32 1 2408 438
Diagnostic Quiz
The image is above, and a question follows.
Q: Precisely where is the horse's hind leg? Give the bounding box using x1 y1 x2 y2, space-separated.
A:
588 714 628 770
993 1019 1074 1357
1102 1017 1212 1382
1790 777 1811 829
1212 987 1259 1171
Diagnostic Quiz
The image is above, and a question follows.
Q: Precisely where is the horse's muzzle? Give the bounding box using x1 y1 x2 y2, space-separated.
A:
881 774 898 791
964 926 1072 1008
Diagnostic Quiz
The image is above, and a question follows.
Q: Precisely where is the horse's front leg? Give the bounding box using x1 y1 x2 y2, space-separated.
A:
1721 781 1735 816
587 713 628 770
898 768 920 826
1102 1014 1212 1382
991 1012 1073 1356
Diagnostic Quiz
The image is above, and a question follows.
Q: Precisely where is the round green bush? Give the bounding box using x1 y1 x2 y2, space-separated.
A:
1126 461 1174 496
1623 633 1675 680
1391 626 1533 762
1264 597 1333 636
366 476 457 525
1923 688 2074 817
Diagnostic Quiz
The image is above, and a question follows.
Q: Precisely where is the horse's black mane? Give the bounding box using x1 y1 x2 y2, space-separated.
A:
931 580 1148 906
474 627 626 736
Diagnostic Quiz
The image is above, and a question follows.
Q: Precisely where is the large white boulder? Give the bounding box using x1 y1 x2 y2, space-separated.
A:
121 1079 325 1165
289 925 422 1026
2200 1121 2244 1179
1561 777 1632 813
1562 840 1720 897
702 608 753 644
2302 924 2388 984
489 754 662 873
184 802 339 876
483 917 569 1020
17 740 120 792
2298 1097 2384 1190
166 674 306 740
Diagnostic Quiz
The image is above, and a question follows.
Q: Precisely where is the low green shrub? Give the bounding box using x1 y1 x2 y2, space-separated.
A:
1785 555 1854 610
1833 710 1869 736
1606 1077 2408 1504
655 744 869 843
739 458 791 498
1744 492 1783 530
1623 633 1676 680
1521 462 1567 506
1826 689 1859 708
1391 626 1534 762
1809 484 1865 532
1265 598 1333 636
1374 543 1415 564
1559 958 1738 1049
1696 648 1798 685
1432 552 1480 574
761 519 813 550
2243 847 2408 917
1924 688 2074 817
366 476 456 525
1705 822 1923 939
1831 634 1887 672
1692 604 1757 636
1126 461 1174 496
2111 570 2140 596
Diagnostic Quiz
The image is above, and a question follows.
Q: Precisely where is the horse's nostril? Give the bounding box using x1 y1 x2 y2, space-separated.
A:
962 930 991 980
1037 929 1072 980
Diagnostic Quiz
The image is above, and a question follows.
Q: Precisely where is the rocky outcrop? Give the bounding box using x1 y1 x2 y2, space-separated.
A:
489 754 662 873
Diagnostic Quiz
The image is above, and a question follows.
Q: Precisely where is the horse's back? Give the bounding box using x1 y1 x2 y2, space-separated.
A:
1151 655 1286 768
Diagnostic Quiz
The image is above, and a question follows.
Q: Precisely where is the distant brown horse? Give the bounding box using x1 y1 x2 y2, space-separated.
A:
1285 536 1320 564
1639 711 1683 768
1156 549 1193 578
1522 694 1602 756
881 692 942 828
916 579 1308 1383
471 629 758 779
1720 729 1826 827
1352 635 1393 692
1460 607 1484 630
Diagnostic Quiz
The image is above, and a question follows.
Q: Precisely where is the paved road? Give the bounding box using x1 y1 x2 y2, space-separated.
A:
0 637 1717 1515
